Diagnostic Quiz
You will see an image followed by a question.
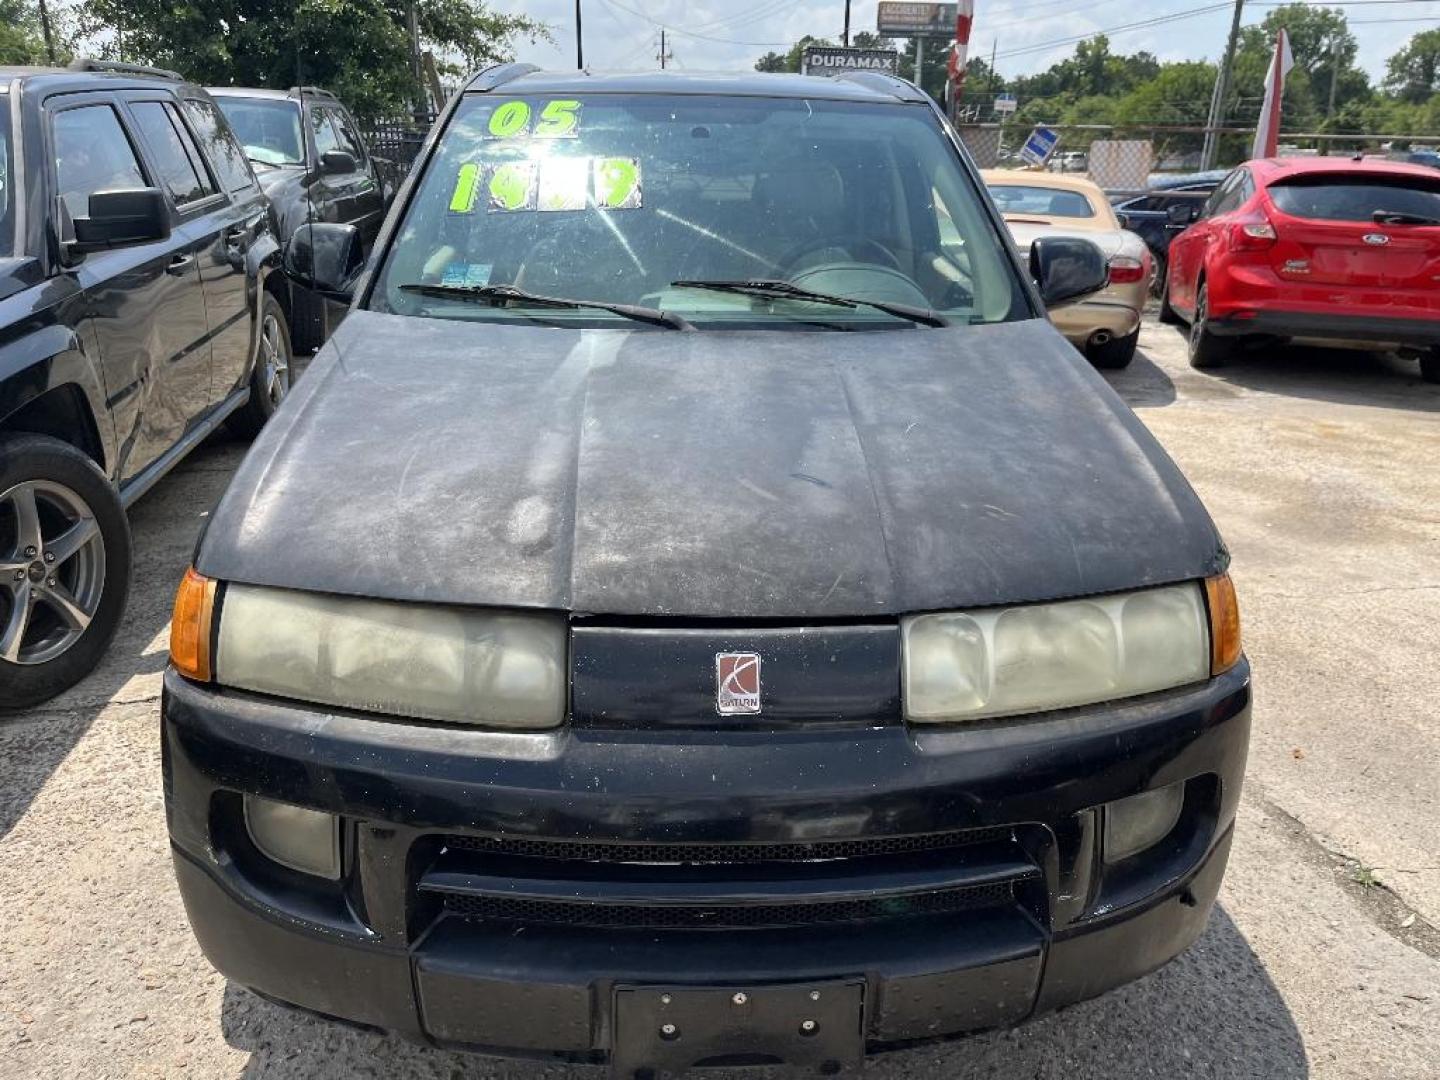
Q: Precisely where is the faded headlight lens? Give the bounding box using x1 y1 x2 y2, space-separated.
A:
215 585 566 728
902 583 1209 723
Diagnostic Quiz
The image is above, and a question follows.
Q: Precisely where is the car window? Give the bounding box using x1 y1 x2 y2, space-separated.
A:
214 98 305 167
52 104 147 223
183 98 256 195
131 101 216 206
370 93 1026 329
324 107 366 165
0 95 13 257
1201 170 1245 218
310 107 342 158
987 184 1095 218
1268 174 1440 222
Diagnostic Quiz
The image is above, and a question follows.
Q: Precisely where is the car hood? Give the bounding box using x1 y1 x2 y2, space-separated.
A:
254 164 304 196
198 311 1225 617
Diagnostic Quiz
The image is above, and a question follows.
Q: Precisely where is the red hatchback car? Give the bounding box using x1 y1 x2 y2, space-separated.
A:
1161 157 1440 381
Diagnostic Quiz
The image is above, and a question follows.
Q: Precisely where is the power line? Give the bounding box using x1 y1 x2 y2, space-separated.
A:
994 3 1234 60
595 0 792 47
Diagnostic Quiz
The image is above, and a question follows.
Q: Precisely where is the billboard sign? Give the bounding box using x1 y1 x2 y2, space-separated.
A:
877 2 958 37
1020 126 1061 167
801 46 901 75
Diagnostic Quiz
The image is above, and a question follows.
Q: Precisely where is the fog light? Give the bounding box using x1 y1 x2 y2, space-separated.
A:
1104 782 1184 863
243 795 341 879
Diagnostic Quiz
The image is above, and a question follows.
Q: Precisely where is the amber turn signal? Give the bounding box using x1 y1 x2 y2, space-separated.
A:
1204 573 1242 676
170 568 218 682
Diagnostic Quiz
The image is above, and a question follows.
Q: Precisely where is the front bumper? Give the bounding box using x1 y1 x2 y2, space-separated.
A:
162 661 1250 1063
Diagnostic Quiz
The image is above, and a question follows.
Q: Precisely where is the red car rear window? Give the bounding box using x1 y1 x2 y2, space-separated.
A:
1269 174 1440 223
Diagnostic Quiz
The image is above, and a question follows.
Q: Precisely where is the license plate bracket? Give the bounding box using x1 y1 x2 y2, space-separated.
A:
611 980 864 1077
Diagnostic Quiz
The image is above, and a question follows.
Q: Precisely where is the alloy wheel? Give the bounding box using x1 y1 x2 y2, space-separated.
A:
0 480 107 665
260 311 290 408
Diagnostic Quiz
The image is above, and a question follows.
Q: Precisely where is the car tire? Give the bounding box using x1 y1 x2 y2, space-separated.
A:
1157 263 1182 325
0 434 132 712
1149 253 1167 299
227 292 294 440
1087 327 1139 370
1420 349 1440 384
1186 283 1232 370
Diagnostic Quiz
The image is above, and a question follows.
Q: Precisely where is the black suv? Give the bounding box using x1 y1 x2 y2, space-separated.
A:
1 61 292 708
208 86 389 351
166 67 1250 1072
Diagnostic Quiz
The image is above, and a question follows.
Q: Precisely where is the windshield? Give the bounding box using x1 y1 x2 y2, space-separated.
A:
371 93 1025 329
0 96 14 258
214 97 305 166
988 184 1096 219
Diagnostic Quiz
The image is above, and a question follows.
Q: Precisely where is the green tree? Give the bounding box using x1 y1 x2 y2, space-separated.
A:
1 1 48 64
78 0 546 120
1237 4 1369 121
1384 29 1440 104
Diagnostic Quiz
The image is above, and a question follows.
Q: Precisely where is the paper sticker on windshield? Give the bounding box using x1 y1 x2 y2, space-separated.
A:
488 161 538 212
440 262 492 287
486 100 532 138
486 99 583 139
595 157 642 210
538 157 590 211
448 162 481 213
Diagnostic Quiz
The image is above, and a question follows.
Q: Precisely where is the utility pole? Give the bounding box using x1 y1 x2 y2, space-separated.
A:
989 39 997 94
1326 35 1341 120
1200 0 1245 171
37 0 56 65
914 37 924 92
406 1 422 109
842 0 851 47
657 28 673 69
576 0 585 69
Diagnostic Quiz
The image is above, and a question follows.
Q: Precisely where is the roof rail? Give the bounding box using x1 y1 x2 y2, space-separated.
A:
832 70 928 104
68 58 183 81
289 85 338 100
465 62 541 93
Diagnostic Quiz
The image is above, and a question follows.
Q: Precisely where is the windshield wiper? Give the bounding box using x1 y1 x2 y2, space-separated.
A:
670 279 951 328
399 283 694 330
1372 209 1440 226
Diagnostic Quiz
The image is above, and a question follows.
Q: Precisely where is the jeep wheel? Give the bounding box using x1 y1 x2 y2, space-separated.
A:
227 292 294 439
0 435 131 711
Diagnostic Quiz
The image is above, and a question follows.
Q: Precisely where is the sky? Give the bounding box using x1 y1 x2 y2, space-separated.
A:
483 0 1440 87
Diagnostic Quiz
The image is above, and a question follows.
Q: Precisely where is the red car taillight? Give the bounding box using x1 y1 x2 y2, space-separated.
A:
1107 255 1146 284
1228 214 1277 252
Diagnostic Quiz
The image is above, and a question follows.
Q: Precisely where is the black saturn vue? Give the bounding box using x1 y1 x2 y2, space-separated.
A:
164 68 1250 1073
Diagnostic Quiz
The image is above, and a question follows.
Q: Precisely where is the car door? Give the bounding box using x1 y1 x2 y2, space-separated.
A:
47 95 210 487
324 105 386 250
179 93 270 403
1169 169 1243 314
121 93 233 442
306 104 351 227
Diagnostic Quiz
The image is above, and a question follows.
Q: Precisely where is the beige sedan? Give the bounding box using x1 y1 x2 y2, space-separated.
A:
982 170 1151 369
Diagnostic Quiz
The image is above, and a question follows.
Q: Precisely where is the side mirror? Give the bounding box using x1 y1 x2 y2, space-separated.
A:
283 222 363 300
320 149 357 176
1116 211 1133 230
71 188 170 253
1166 202 1199 227
1030 236 1108 308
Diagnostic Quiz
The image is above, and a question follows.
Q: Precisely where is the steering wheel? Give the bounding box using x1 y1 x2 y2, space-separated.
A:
776 236 901 275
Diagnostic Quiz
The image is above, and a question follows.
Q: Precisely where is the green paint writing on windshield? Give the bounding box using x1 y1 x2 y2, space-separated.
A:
488 161 537 211
448 162 480 213
595 157 642 209
487 100 531 138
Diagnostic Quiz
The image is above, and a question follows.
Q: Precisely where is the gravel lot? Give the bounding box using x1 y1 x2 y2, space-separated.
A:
2 315 1438 1079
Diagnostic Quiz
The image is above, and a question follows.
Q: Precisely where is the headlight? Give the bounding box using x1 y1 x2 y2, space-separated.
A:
902 582 1212 723
215 585 566 728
